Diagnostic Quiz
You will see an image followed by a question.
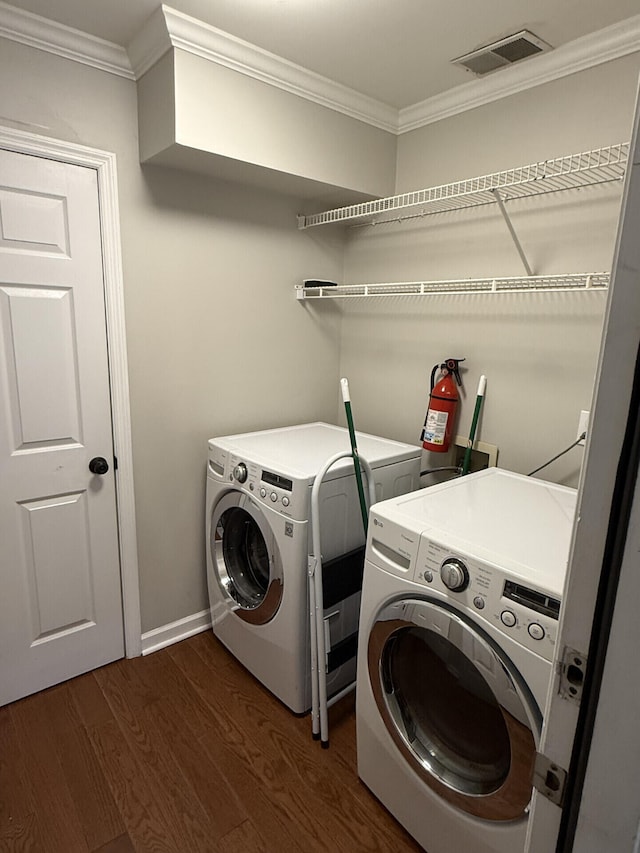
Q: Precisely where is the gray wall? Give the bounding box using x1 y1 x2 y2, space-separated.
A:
339 54 640 484
1 33 639 634
0 39 345 633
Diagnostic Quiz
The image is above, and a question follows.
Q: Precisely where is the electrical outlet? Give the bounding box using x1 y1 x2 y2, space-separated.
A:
577 410 590 445
451 437 499 472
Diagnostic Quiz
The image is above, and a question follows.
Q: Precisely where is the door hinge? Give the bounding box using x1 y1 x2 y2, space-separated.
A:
533 752 568 807
558 646 587 705
114 455 118 471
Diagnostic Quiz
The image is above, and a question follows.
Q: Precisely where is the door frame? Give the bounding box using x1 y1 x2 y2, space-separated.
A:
0 124 142 657
524 79 640 852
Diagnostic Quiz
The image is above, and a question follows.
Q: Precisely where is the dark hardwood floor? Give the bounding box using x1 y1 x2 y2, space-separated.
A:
0 631 422 852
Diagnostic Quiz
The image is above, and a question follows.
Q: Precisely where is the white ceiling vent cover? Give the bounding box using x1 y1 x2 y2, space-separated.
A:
452 31 552 76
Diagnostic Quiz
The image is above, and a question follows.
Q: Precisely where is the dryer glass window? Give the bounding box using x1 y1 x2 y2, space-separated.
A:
383 626 511 796
216 507 270 608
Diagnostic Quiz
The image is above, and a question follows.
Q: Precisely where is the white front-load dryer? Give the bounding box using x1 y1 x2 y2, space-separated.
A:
356 468 577 853
205 422 421 714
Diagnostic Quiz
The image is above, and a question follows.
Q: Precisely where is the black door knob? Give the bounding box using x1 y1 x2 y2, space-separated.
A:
89 456 109 475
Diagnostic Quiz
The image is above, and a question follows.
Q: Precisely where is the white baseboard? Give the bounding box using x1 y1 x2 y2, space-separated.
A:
141 608 212 656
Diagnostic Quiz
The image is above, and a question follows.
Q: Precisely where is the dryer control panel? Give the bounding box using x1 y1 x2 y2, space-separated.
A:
414 535 562 662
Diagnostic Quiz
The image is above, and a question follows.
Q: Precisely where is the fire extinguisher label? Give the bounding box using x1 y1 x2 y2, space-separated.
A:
424 409 448 445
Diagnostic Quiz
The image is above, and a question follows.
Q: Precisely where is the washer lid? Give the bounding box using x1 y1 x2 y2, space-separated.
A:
208 422 420 481
373 468 577 593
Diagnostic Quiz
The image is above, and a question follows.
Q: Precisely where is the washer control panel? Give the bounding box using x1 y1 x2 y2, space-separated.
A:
208 446 305 519
414 534 562 661
440 558 470 592
232 462 248 483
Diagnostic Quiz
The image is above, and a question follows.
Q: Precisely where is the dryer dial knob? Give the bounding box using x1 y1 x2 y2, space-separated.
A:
440 558 470 592
233 463 248 483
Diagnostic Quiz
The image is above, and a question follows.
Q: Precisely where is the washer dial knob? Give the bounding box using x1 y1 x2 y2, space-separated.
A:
528 622 545 641
233 462 248 483
500 610 517 628
440 558 470 592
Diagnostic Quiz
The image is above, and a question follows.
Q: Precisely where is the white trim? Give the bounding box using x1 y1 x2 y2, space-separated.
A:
126 4 172 79
0 0 134 79
141 609 212 656
130 5 398 133
399 14 640 133
0 124 142 658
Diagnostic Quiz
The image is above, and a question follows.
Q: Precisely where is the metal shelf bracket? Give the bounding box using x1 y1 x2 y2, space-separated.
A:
491 189 534 277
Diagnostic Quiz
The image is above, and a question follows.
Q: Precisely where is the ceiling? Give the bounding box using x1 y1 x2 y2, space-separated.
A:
4 0 640 109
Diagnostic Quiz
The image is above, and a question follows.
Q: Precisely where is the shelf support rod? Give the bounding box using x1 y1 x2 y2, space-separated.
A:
491 189 533 276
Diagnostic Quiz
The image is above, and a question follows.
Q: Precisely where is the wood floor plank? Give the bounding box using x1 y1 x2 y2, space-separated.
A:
93 656 164 714
70 671 117 730
88 719 182 853
0 633 423 853
0 706 35 828
0 812 45 853
217 819 267 853
171 638 357 853
196 727 306 853
42 682 126 852
143 692 248 840
132 647 221 742
169 641 315 852
190 632 422 851
9 688 89 853
96 658 223 853
167 641 255 751
91 832 136 853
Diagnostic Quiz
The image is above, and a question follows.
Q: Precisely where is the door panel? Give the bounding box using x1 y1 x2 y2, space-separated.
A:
0 149 124 706
0 185 69 255
20 491 96 640
2 285 81 446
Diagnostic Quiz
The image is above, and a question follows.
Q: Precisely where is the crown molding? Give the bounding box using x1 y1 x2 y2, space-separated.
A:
129 5 398 133
1 0 639 136
399 14 640 134
126 5 172 78
0 0 134 79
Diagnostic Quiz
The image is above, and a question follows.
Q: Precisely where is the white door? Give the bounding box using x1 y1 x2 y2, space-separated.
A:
524 82 640 851
0 149 124 706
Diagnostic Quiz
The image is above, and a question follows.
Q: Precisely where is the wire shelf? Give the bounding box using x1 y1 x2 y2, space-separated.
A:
296 273 610 300
296 143 629 229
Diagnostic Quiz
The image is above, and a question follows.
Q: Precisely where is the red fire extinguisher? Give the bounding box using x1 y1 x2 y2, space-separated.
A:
421 358 465 453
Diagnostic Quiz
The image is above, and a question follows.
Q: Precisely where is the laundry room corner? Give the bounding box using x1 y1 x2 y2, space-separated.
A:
3 3 640 852
128 166 348 633
0 33 348 639
338 52 640 485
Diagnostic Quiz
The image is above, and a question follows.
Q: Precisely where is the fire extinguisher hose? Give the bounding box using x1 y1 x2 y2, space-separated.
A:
340 378 369 534
462 375 486 475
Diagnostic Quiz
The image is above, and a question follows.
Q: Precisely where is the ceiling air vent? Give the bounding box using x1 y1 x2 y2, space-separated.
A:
452 31 552 76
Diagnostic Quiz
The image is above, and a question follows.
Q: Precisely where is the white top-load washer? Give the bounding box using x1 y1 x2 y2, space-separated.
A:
205 422 421 714
356 468 577 853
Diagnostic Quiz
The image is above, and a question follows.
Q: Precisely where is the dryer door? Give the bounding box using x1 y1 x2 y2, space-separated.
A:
210 492 284 624
368 597 541 822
